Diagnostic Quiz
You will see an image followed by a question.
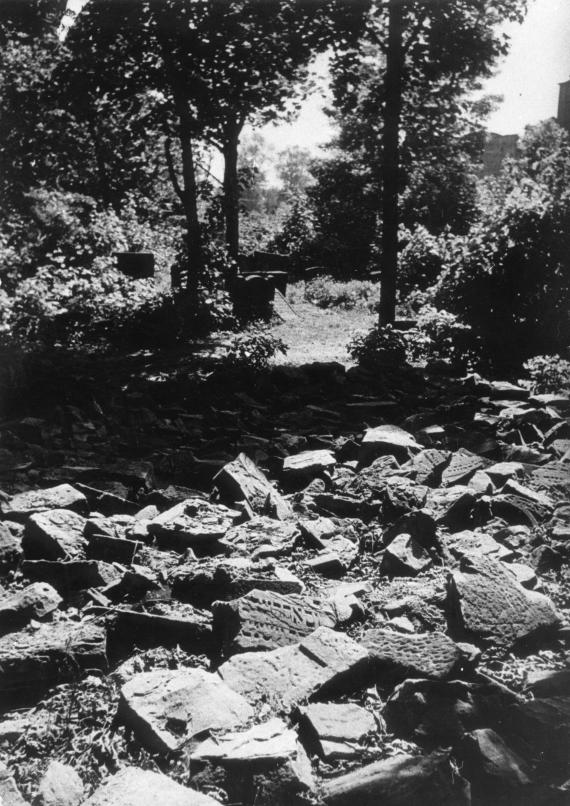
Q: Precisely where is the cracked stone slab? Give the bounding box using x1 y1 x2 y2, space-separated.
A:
148 498 242 551
362 629 462 682
214 453 292 518
0 582 61 634
447 555 561 648
119 668 254 753
381 533 432 576
212 589 338 654
441 530 514 563
2 485 88 521
219 516 300 559
442 449 489 487
359 425 421 464
411 449 451 486
82 767 221 806
23 510 87 560
298 702 377 759
218 626 370 711
490 493 553 527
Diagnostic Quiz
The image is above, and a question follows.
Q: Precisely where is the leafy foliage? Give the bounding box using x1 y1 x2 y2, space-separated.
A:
347 324 407 368
523 354 570 394
405 305 475 369
220 326 288 371
304 275 378 311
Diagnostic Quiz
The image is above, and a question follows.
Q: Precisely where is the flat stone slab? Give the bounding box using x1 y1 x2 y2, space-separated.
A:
362 629 462 682
82 767 221 806
0 582 61 634
119 668 254 753
321 750 469 805
283 450 336 476
298 702 376 759
192 716 303 764
360 425 421 464
411 449 451 486
441 530 513 563
503 696 570 769
447 555 561 648
36 760 84 806
148 498 242 551
212 589 338 654
442 449 489 487
0 620 107 698
218 626 370 710
214 453 292 518
22 559 121 593
381 534 432 577
460 727 531 790
219 516 300 559
112 603 213 652
24 510 87 560
2 485 88 521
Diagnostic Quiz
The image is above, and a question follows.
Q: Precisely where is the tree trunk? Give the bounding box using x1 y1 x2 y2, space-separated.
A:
223 122 241 261
379 0 404 326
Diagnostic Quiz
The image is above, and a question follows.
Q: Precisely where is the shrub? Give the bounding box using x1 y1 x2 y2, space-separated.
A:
523 354 570 394
405 305 475 369
220 326 287 371
304 276 378 311
398 225 446 297
347 325 408 368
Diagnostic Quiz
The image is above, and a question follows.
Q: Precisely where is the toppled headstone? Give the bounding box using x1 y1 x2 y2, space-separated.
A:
283 450 336 479
459 728 531 793
411 449 451 486
111 603 213 653
360 425 421 465
81 767 221 806
442 449 488 487
218 626 370 710
0 620 107 699
2 485 88 521
447 555 561 648
381 533 432 577
22 559 121 593
148 498 241 552
212 589 337 654
503 697 570 770
24 510 87 560
321 750 470 806
214 453 292 518
219 516 300 559
362 629 462 683
0 582 61 634
382 478 428 518
298 702 376 759
442 530 513 563
119 668 254 753
427 486 476 531
36 760 84 806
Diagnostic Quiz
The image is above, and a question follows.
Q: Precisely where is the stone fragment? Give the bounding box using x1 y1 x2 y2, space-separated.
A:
192 716 304 764
410 448 451 486
283 449 336 477
212 589 337 654
0 760 28 806
36 760 84 806
491 493 552 527
321 750 470 806
23 510 87 560
362 629 462 683
459 728 531 792
219 516 300 559
489 380 529 400
360 425 421 465
86 533 139 564
447 555 561 648
525 669 570 698
111 603 213 652
119 668 254 753
0 582 61 634
468 470 495 495
311 493 379 520
0 523 23 572
529 392 570 410
298 702 376 760
485 461 525 483
503 697 570 769
298 517 337 546
214 453 292 518
382 478 428 518
344 455 400 498
505 562 537 589
148 498 241 552
81 767 221 806
442 530 514 563
0 621 107 699
2 485 88 521
427 486 476 531
384 678 519 744
22 559 121 593
381 534 432 577
442 449 488 487
503 479 555 508
218 626 371 710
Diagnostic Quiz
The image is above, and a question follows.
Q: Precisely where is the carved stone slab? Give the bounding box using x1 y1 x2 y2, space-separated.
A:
411 449 451 486
212 589 337 654
532 464 570 492
447 555 561 648
360 425 421 464
442 449 489 487
214 452 292 518
148 498 242 551
362 629 462 682
24 510 87 560
119 668 254 753
217 626 370 710
283 449 336 476
298 702 376 760
491 494 552 527
219 516 300 559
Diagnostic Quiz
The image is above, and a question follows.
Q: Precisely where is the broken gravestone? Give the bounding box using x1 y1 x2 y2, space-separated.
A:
0 582 61 635
81 767 221 806
362 629 462 684
381 533 432 577
213 453 292 518
23 510 87 560
297 702 377 760
148 498 241 552
219 517 300 559
2 485 88 521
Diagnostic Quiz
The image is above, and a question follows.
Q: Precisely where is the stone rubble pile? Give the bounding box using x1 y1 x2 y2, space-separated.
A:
0 363 568 804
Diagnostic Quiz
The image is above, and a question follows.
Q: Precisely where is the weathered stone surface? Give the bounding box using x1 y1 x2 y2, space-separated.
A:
447 556 561 648
299 517 338 546
532 464 570 493
298 702 376 759
485 461 525 483
24 510 87 560
0 620 107 698
218 626 371 710
112 603 213 652
148 498 241 552
459 728 531 792
213 453 292 518
503 697 570 769
0 523 23 571
0 582 61 634
219 516 300 559
86 533 140 565
505 562 537 589
442 530 514 563
381 534 432 577
468 470 495 495
119 668 254 753
321 750 470 806
192 716 305 765
427 486 476 531
82 767 221 806
491 493 552 527
382 478 428 518
384 678 519 744
0 760 28 806
411 449 451 486
212 589 338 654
525 669 570 698
489 380 529 400
36 760 84 806
2 485 88 521
283 449 336 477
362 629 462 683
344 456 400 497
442 449 488 487
503 479 555 508
22 559 121 593
360 425 421 464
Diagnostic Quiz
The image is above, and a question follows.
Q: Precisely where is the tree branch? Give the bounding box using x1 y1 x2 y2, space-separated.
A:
164 135 184 202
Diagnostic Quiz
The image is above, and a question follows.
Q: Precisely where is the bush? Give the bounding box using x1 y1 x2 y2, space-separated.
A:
220 326 287 371
304 276 378 311
347 325 408 368
523 354 570 394
405 305 475 369
398 225 446 297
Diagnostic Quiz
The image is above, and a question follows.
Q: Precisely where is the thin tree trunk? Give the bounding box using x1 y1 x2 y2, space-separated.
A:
379 0 404 326
223 122 241 261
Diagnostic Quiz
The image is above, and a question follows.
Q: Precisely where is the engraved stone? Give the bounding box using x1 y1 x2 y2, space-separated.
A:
360 425 421 465
362 629 462 682
119 668 254 753
148 498 241 551
411 449 451 486
491 493 552 527
212 589 337 654
442 530 514 563
218 626 370 710
447 555 561 648
532 464 570 492
442 449 489 487
283 449 336 476
219 516 300 559
24 510 87 560
298 702 376 759
213 452 292 518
